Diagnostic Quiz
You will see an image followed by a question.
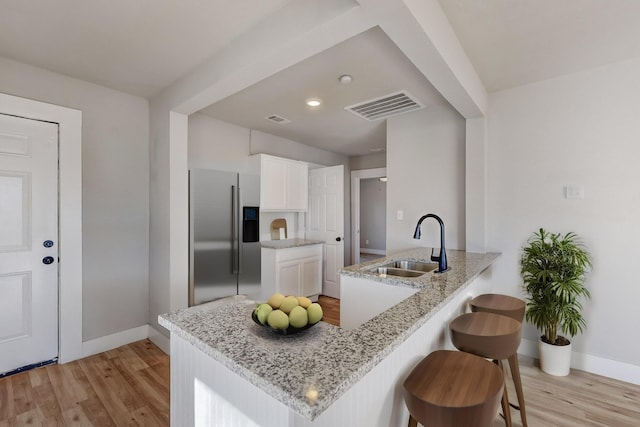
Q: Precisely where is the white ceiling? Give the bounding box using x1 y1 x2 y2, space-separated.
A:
0 0 290 98
198 27 450 157
438 0 640 92
2 0 640 156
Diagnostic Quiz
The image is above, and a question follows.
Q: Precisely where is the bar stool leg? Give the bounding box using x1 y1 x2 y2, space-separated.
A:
508 354 528 427
497 360 513 427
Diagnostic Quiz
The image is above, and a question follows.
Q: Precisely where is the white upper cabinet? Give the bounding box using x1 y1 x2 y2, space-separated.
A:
286 160 308 211
252 154 308 211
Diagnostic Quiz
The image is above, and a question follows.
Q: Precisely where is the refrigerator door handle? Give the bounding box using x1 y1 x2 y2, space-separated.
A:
237 186 243 275
231 185 238 274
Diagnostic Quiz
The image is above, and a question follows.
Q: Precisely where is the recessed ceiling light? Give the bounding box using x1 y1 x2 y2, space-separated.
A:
306 98 322 107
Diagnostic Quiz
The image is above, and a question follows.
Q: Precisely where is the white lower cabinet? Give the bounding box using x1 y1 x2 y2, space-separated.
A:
261 244 322 300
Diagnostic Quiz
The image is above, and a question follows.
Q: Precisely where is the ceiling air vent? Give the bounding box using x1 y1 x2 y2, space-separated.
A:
265 114 291 124
345 91 424 121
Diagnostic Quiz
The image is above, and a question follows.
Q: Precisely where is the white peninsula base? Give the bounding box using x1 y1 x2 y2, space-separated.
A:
168 268 493 426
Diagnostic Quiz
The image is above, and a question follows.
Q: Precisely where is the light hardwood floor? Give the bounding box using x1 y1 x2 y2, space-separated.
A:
318 295 340 327
495 355 640 427
0 339 169 426
1 311 638 426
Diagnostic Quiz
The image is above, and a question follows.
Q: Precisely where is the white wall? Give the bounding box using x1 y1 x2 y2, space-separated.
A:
350 152 386 171
386 105 466 253
487 58 640 369
188 114 251 172
0 56 150 341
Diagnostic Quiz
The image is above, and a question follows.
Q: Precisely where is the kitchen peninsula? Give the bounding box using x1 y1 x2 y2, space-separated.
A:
159 248 499 427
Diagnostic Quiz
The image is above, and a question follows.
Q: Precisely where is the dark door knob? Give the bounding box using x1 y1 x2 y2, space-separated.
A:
43 240 54 248
335 237 342 242
42 256 55 265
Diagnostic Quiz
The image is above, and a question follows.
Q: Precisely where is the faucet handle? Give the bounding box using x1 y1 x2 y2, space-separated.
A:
430 248 440 262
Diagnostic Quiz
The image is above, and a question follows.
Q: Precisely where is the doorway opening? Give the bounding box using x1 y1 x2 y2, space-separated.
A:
350 167 386 265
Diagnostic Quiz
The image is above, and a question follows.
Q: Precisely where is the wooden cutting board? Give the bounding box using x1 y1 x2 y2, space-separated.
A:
270 218 288 240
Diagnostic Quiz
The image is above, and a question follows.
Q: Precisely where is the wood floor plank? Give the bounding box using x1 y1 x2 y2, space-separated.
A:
47 362 91 413
317 295 340 327
131 404 167 426
110 358 169 425
14 407 43 426
0 375 14 420
29 369 64 425
129 339 167 368
9 372 36 416
78 354 145 426
75 395 117 427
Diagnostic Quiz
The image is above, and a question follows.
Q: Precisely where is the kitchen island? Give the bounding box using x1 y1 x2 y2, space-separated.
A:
159 248 499 427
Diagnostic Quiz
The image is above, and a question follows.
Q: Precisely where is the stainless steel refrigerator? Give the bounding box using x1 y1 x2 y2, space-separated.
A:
189 169 261 306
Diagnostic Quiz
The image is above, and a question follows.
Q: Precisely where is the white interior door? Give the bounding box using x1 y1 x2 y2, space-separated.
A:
307 165 344 299
0 113 59 374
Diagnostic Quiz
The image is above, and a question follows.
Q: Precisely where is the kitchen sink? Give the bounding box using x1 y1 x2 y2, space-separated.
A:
372 267 425 278
381 260 439 273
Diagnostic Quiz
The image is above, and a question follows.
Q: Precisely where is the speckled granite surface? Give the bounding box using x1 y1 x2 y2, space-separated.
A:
260 238 324 249
159 248 499 421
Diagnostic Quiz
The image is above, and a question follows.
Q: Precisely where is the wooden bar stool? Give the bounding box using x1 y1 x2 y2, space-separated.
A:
469 294 528 427
469 293 525 322
403 350 504 427
449 312 522 427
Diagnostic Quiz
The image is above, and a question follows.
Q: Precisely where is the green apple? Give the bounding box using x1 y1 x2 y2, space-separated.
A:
267 293 285 309
307 303 323 324
279 295 299 314
255 303 273 325
296 296 312 308
289 306 308 328
267 309 289 330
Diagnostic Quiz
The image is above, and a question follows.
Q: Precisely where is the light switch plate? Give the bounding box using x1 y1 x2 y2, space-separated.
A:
564 185 584 199
397 210 404 220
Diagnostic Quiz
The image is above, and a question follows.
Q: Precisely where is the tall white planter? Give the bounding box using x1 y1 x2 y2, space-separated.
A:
538 337 572 376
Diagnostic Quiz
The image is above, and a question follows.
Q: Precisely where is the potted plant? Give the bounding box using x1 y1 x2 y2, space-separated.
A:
520 228 592 376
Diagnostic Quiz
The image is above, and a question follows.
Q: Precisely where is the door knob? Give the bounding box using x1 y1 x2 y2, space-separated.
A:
43 240 54 248
335 237 342 242
42 256 55 265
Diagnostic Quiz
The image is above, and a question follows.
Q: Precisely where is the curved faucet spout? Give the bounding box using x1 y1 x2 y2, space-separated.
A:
413 213 448 273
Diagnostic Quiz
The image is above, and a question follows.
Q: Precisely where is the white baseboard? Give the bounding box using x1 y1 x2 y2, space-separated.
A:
148 324 170 355
360 248 386 255
81 324 149 358
519 338 640 385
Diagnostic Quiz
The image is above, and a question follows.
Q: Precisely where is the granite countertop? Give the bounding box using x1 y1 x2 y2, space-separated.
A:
159 247 499 421
340 247 497 289
260 238 324 249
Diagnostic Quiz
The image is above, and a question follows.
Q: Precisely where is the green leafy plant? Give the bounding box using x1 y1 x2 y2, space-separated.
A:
520 228 592 345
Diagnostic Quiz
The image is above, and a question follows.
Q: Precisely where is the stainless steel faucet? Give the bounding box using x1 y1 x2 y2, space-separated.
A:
413 213 449 273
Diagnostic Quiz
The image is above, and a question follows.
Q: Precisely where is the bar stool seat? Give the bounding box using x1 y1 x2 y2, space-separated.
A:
470 294 525 322
403 350 504 427
450 312 522 427
469 294 528 427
